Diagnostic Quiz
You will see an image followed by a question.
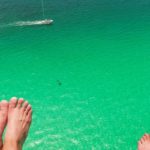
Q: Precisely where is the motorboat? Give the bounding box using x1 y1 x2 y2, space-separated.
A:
14 0 54 27
32 19 53 25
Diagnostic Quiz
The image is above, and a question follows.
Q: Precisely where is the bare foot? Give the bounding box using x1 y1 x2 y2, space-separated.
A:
0 100 8 149
138 134 150 150
3 97 32 150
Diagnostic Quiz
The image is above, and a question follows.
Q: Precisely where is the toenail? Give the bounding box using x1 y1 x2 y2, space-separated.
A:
11 97 17 99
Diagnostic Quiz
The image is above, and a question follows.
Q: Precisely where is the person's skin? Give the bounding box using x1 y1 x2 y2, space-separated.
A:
0 100 9 150
138 134 150 150
2 97 150 150
0 97 32 150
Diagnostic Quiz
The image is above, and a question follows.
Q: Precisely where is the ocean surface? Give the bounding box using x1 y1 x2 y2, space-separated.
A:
1 0 150 149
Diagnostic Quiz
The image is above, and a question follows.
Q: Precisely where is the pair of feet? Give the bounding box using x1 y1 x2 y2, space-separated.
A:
1 97 149 150
0 97 32 150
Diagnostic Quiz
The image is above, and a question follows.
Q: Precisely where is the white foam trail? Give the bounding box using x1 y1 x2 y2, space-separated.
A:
0 19 53 28
14 19 53 26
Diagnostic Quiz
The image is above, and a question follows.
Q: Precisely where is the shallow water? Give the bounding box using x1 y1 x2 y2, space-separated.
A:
1 0 150 149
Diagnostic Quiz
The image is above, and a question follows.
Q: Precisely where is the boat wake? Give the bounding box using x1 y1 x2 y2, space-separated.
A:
14 19 53 26
0 0 53 28
0 19 53 28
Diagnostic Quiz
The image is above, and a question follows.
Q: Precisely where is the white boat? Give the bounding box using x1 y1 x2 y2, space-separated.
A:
37 19 53 25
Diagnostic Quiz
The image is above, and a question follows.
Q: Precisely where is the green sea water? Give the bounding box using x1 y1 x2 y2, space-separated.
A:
1 0 150 149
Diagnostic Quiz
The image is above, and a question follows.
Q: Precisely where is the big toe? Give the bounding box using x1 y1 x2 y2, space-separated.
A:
9 97 18 109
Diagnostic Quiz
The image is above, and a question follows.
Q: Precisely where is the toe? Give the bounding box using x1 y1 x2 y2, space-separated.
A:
25 109 32 126
148 134 150 141
22 101 29 110
138 140 141 145
143 134 149 141
23 109 32 129
138 140 142 147
143 134 147 141
144 134 149 140
21 101 29 121
140 136 145 144
9 97 18 109
139 137 143 144
0 100 9 110
17 98 24 108
25 105 31 114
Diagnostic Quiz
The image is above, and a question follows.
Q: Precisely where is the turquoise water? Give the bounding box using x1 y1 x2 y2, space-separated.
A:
1 0 150 149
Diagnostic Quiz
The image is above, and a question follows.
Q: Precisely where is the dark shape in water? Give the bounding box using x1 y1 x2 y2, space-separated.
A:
57 80 62 86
